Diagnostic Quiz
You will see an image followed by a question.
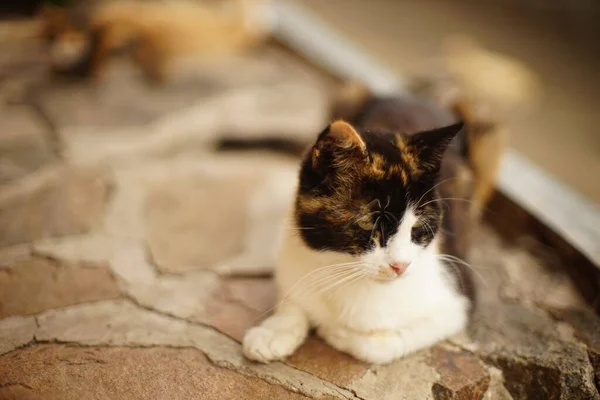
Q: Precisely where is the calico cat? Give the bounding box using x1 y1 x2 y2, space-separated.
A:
38 0 273 82
242 91 504 364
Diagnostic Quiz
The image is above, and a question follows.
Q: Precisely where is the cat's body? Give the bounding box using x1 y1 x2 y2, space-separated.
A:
272 220 468 364
39 0 273 82
243 92 504 364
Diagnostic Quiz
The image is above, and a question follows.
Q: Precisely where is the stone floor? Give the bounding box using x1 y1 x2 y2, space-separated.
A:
1 29 599 400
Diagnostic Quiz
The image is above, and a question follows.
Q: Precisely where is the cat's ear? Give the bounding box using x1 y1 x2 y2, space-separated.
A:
407 121 463 173
311 120 366 168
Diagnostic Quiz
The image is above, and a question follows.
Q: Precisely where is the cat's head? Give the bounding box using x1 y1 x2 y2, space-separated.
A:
295 120 463 280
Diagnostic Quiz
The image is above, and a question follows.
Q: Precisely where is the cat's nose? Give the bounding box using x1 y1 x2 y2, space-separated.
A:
389 262 410 275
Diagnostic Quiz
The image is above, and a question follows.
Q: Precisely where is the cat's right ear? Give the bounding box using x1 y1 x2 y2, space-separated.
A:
311 120 366 168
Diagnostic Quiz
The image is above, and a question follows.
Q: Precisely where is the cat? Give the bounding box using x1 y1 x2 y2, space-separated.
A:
242 90 505 364
38 0 274 82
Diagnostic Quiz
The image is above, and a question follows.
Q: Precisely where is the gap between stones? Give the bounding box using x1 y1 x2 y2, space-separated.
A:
10 295 361 400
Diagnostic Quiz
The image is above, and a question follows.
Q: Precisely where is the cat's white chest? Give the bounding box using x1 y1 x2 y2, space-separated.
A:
276 231 464 334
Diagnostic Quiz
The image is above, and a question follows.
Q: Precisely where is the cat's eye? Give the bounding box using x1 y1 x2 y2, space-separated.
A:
411 222 428 237
356 216 374 231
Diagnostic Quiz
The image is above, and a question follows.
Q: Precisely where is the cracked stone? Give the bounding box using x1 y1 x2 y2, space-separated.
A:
0 316 36 355
0 244 31 267
426 346 490 400
498 248 587 309
348 351 440 400
548 307 600 392
0 165 111 247
483 366 514 400
0 106 56 185
144 175 259 273
34 236 223 325
0 256 120 318
35 299 196 347
33 53 327 165
470 302 599 399
204 277 276 342
33 299 357 399
286 336 369 389
108 240 221 321
0 344 311 400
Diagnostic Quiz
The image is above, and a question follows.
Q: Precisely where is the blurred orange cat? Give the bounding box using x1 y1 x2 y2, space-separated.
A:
39 0 274 82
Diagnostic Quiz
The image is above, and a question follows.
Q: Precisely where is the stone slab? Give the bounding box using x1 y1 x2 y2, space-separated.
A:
0 165 111 247
0 256 120 318
0 344 310 400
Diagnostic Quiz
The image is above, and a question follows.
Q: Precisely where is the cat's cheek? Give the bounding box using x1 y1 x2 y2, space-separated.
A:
360 246 388 278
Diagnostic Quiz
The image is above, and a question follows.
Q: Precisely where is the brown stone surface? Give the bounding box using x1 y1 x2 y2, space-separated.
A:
548 307 600 393
426 346 490 400
0 344 310 400
205 277 276 342
0 257 120 318
0 166 111 247
0 316 36 355
470 303 598 400
145 176 258 273
0 106 55 185
33 52 308 129
349 351 440 400
287 337 369 388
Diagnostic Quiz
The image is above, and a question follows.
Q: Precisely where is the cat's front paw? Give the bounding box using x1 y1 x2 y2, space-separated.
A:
242 326 300 363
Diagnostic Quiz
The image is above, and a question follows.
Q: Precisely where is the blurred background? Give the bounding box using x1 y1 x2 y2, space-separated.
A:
1 0 598 203
298 0 599 204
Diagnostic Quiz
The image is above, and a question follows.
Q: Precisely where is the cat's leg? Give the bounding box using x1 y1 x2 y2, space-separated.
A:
319 304 467 364
243 303 309 363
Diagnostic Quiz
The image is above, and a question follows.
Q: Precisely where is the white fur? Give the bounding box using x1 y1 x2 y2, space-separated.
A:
243 208 469 364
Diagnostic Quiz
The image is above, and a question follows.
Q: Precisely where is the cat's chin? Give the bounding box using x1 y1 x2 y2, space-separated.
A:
371 272 405 283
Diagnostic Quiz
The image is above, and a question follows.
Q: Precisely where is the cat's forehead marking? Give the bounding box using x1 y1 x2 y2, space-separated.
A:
368 153 387 179
363 136 417 186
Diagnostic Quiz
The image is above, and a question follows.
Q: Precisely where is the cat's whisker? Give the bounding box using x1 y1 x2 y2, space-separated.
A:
421 220 435 237
413 178 457 209
370 216 382 243
383 211 398 224
436 254 488 287
319 270 364 297
326 272 366 299
252 265 363 323
274 261 365 298
289 268 363 303
419 197 475 209
353 209 380 222
384 196 391 210
292 266 361 291
270 262 364 302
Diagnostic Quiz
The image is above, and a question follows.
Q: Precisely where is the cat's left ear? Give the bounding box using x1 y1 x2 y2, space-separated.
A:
311 120 366 168
407 121 464 172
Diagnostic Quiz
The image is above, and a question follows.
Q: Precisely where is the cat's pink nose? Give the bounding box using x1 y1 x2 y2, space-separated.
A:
390 262 410 275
